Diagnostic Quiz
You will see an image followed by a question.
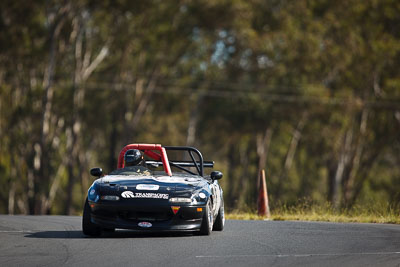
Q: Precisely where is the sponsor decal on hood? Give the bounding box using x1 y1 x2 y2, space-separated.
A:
136 184 159 190
121 191 169 199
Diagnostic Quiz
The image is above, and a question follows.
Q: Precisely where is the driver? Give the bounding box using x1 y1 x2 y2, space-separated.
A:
124 149 145 167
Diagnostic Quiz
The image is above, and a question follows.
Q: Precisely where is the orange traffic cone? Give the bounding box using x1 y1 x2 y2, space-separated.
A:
257 169 271 218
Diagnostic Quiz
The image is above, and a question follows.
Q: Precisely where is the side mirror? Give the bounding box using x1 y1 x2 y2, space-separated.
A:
90 167 103 177
210 171 223 180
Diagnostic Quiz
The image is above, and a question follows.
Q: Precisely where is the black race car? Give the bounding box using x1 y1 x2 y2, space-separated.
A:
82 144 224 236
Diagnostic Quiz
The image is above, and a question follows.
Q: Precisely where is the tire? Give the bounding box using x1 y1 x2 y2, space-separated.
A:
213 201 224 231
199 201 213 235
82 198 102 236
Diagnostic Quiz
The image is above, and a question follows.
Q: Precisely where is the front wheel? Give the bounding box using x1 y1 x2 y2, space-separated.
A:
213 201 225 231
82 198 101 236
199 201 213 235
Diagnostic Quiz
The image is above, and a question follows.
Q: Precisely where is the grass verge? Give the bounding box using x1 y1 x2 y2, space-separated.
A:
226 203 400 224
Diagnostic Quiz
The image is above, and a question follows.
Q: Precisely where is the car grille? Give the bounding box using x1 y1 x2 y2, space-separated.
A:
118 211 172 222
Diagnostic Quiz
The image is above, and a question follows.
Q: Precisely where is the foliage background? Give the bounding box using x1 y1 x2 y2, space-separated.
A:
1 0 399 215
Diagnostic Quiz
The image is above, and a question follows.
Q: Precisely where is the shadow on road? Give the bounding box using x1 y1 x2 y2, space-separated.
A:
24 230 196 239
25 230 84 239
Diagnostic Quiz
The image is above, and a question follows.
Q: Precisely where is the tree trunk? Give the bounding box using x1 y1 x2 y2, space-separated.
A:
276 112 307 198
108 110 119 171
395 111 400 126
65 127 77 214
347 147 381 207
332 127 353 208
124 70 159 144
42 156 68 213
107 49 132 171
186 93 203 147
256 128 273 191
238 142 250 207
343 109 369 206
34 5 68 214
226 143 236 209
8 179 16 215
64 16 110 214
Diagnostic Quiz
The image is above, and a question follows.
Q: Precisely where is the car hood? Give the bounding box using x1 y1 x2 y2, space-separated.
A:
96 174 206 196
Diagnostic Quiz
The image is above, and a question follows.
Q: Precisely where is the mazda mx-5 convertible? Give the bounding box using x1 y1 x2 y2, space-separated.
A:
82 144 224 236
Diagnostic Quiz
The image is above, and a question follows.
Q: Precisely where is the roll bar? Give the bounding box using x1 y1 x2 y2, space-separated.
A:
117 144 213 176
117 144 172 176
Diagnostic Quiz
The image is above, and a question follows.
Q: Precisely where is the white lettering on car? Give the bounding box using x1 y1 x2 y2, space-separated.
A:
121 191 168 199
121 191 135 198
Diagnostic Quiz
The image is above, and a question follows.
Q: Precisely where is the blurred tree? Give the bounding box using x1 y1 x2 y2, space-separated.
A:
0 0 399 215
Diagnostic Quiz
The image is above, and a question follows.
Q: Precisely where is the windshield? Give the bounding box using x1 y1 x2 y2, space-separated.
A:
109 166 152 176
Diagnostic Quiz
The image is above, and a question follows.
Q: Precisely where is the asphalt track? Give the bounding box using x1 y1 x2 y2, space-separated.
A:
0 216 399 267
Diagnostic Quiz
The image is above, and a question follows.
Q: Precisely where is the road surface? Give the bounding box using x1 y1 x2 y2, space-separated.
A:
0 215 399 266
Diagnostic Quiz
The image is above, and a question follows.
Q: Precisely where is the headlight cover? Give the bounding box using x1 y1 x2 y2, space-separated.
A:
100 195 120 201
191 191 208 204
169 191 208 204
87 183 100 202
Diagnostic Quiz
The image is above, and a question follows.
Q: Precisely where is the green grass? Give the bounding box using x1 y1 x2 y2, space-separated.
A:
226 203 400 224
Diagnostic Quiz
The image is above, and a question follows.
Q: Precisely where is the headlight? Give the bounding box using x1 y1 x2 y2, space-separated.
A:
169 192 208 204
88 184 100 202
100 195 120 201
192 191 208 204
169 197 192 203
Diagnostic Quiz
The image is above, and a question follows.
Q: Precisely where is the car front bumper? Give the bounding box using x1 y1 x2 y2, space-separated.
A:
89 200 206 231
